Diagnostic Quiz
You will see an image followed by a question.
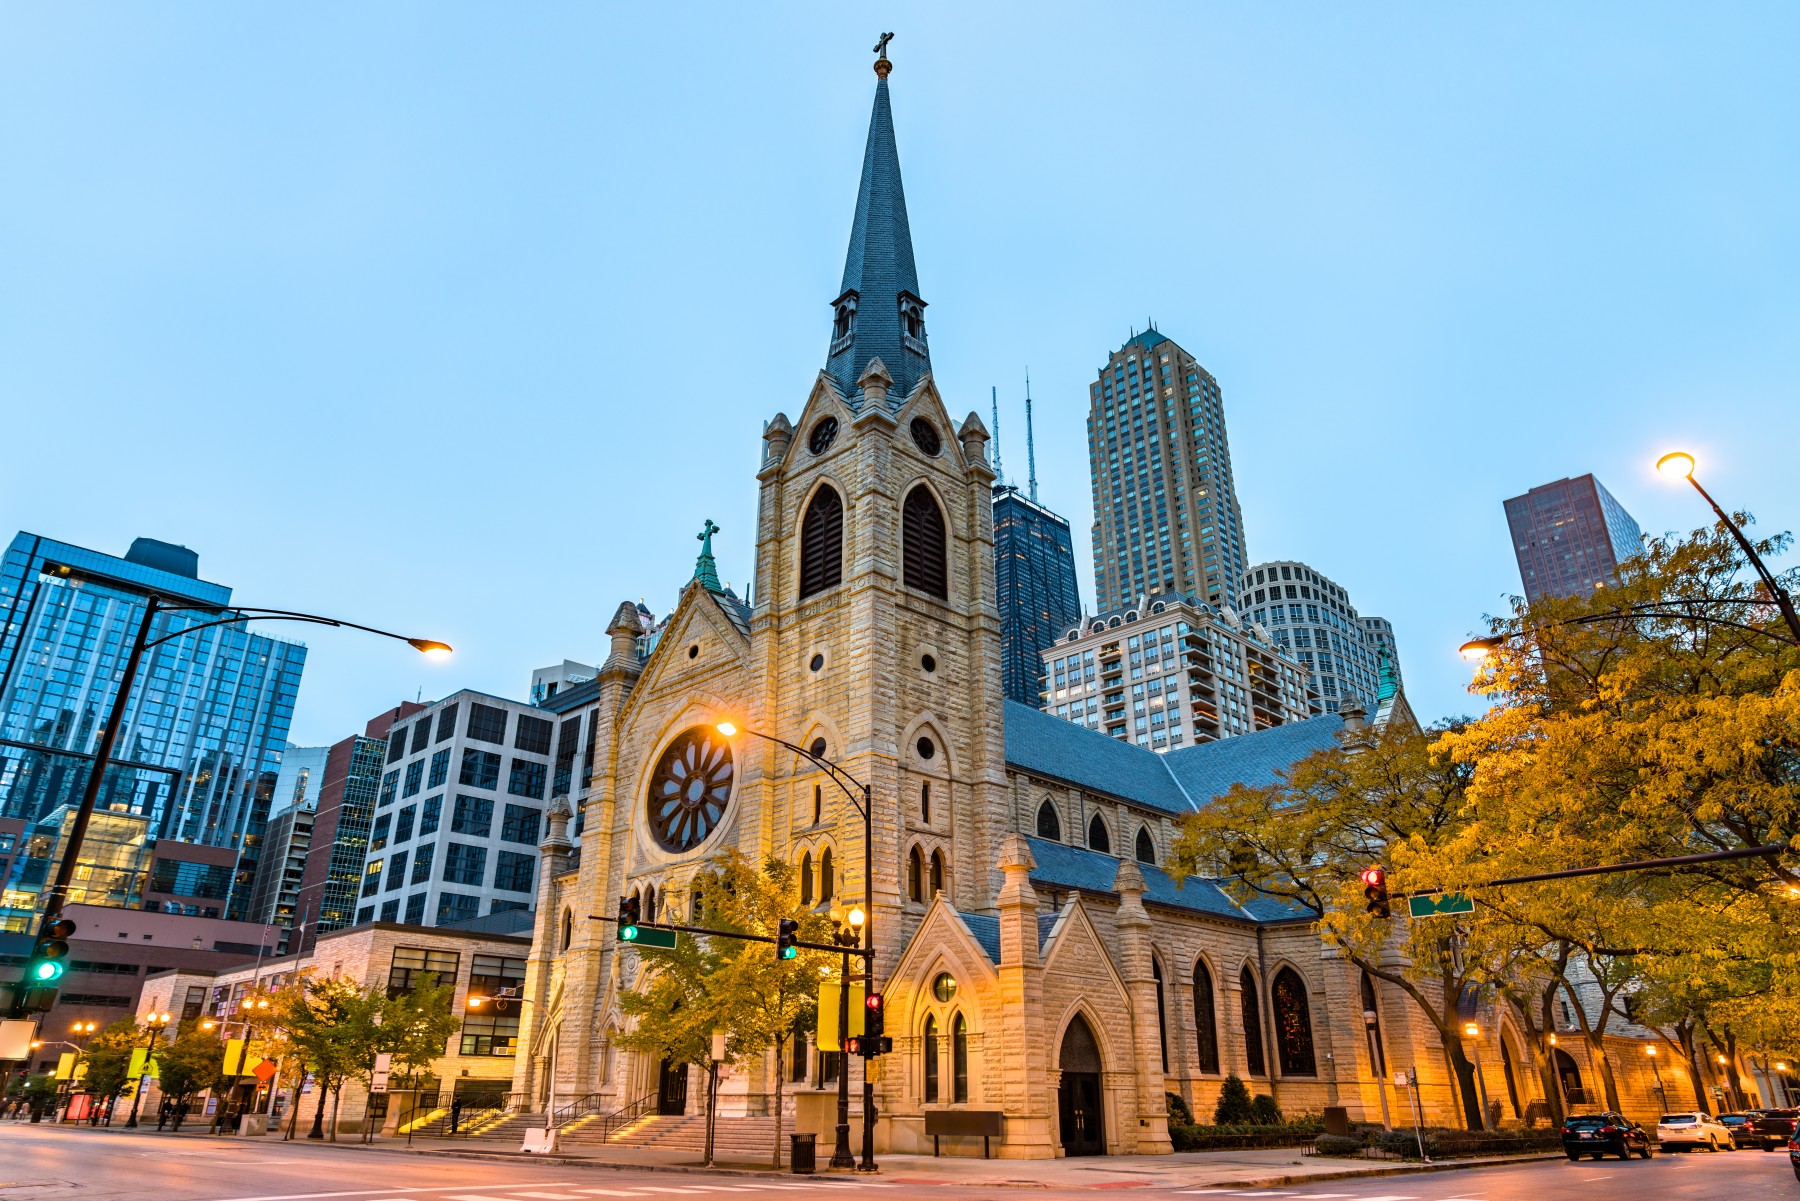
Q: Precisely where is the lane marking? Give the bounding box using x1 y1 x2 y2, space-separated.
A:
509 1195 592 1200
212 1187 586 1201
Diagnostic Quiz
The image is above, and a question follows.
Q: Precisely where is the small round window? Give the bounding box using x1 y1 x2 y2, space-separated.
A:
809 417 840 455
909 418 941 456
916 736 936 761
920 653 937 673
809 737 827 759
809 653 824 672
688 644 699 659
932 972 958 1003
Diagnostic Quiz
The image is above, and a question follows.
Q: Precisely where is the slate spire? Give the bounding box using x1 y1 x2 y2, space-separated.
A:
825 45 930 404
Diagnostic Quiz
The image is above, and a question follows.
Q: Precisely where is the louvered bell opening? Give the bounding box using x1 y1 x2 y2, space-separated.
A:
799 485 844 599
902 485 948 600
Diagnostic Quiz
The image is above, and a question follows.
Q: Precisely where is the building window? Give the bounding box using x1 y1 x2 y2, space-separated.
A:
908 845 924 903
411 719 432 755
470 953 526 997
514 715 552 756
1272 967 1317 1077
791 1020 810 1083
812 784 822 825
404 892 427 925
1135 826 1156 865
494 850 536 894
951 1012 969 1103
358 905 374 924
395 804 416 844
501 804 541 845
1036 800 1060 841
436 702 460 742
428 748 450 789
459 1010 520 1056
929 849 946 898
920 781 930 823
1240 967 1266 1076
460 749 501 791
436 892 479 925
379 771 399 807
1193 959 1220 1074
386 850 408 891
442 842 487 886
388 947 459 997
362 859 383 897
380 898 401 922
387 732 406 764
403 760 424 798
799 485 845 599
819 847 834 903
799 851 814 905
419 795 442 835
508 759 547 800
452 794 494 836
468 703 509 745
902 485 949 599
1087 814 1110 854
411 842 435 883
923 1014 939 1103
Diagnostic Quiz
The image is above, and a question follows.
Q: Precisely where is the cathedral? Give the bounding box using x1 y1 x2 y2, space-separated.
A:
511 49 1526 1158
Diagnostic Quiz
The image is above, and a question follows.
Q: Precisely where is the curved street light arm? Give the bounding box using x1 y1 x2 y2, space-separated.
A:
146 606 446 654
731 727 869 818
1681 473 1800 645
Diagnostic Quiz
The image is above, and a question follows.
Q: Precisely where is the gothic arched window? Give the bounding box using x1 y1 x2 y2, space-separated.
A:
1135 826 1156 865
643 884 657 921
812 784 822 825
1036 800 1061 841
929 849 946 898
923 1014 940 1103
907 845 925 903
1088 814 1111 854
799 485 844 599
1152 956 1168 1072
1272 967 1317 1077
951 1012 969 1102
819 846 835 903
1240 966 1266 1076
799 852 814 905
1193 959 1220 1074
902 485 948 599
921 782 930 823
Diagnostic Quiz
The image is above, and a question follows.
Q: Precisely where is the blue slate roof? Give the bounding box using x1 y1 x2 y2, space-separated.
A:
1024 836 1268 921
1004 701 1196 813
954 909 1064 965
824 73 930 405
1161 715 1343 802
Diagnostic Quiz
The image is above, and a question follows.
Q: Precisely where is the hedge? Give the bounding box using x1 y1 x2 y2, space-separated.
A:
1170 1120 1324 1152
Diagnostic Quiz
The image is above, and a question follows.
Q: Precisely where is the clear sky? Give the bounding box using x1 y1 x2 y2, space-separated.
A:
4 4 1797 744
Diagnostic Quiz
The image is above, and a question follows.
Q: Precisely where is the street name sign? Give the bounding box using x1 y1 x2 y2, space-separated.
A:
628 926 678 949
1408 893 1475 918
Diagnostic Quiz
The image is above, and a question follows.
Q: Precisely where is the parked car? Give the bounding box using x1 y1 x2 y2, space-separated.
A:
1657 1112 1735 1151
1563 1112 1653 1160
1752 1107 1799 1151
1717 1112 1761 1149
1788 1129 1798 1181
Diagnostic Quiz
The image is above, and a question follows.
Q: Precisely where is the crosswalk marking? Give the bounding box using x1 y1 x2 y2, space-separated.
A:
571 1192 650 1198
509 1194 591 1199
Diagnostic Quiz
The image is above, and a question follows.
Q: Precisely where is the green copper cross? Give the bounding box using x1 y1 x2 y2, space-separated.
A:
694 519 723 592
698 519 720 557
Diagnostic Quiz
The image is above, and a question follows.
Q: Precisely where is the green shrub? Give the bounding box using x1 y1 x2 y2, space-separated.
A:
1376 1128 1436 1158
1212 1074 1254 1124
1166 1092 1193 1127
1249 1094 1283 1125
1314 1132 1364 1157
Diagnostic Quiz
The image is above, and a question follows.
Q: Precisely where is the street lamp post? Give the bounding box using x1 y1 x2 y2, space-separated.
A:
468 986 550 1149
1645 1045 1665 1102
123 1012 172 1128
716 721 878 1172
1656 452 1800 645
1362 1009 1392 1130
1776 1061 1793 1107
16 562 451 1013
1463 1022 1492 1130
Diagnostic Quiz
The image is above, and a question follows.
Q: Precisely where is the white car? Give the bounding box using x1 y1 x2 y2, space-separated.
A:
1657 1112 1735 1151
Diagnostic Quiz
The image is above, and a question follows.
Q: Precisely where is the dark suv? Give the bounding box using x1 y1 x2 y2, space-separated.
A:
1753 1108 1799 1151
1717 1111 1760 1149
1563 1112 1653 1160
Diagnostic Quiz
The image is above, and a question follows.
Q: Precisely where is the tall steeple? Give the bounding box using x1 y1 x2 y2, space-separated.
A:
825 40 930 405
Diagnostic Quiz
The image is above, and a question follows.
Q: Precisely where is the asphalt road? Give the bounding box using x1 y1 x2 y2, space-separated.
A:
0 1125 1794 1201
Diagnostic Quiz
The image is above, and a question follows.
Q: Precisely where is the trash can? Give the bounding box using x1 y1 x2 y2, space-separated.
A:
789 1132 817 1174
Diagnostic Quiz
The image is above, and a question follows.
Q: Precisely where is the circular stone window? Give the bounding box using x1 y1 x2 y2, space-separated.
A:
920 653 937 673
909 417 941 456
916 736 936 761
932 972 958 1003
688 644 699 659
809 737 828 759
646 727 735 853
809 653 825 672
809 417 840 455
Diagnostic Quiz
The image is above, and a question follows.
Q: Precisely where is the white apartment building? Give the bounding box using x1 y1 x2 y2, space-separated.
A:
1237 560 1400 711
1040 588 1315 751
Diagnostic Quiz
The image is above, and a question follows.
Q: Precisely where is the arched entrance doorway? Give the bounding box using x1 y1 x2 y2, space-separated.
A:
1058 1014 1105 1156
657 1058 689 1115
1553 1048 1586 1107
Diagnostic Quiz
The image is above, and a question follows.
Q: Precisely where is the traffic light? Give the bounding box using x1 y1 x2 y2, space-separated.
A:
1361 867 1390 918
776 918 799 961
27 918 75 983
863 992 885 1047
617 895 641 942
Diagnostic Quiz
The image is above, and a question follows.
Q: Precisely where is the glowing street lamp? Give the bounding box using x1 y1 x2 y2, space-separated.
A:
1654 450 1800 644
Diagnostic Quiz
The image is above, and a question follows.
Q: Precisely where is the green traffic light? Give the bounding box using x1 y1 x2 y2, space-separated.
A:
32 960 63 981
779 946 797 960
620 924 639 942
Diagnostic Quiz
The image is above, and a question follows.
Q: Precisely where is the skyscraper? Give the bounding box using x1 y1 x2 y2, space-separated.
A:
993 484 1081 706
1087 328 1247 612
1238 560 1398 712
1504 474 1644 602
0 532 306 917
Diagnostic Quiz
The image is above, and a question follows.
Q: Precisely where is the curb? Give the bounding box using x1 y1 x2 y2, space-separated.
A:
1211 1152 1564 1188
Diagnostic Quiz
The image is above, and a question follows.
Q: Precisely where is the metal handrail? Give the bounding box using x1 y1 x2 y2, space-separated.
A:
597 1090 660 1141
551 1092 607 1127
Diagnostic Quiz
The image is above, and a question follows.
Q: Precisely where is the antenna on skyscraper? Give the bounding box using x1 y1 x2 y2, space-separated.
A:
991 386 1004 485
1025 369 1039 503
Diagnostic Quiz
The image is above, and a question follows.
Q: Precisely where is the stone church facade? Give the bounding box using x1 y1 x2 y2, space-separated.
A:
510 51 1606 1156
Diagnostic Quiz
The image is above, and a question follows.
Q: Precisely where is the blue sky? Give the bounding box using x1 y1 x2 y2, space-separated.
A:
4 4 1797 744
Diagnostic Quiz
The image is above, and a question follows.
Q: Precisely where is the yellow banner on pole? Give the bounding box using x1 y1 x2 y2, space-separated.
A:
815 981 866 1052
223 1038 246 1076
55 1052 75 1080
128 1047 146 1079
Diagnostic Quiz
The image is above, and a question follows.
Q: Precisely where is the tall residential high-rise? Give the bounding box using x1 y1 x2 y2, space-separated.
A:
1087 328 1248 612
245 743 329 949
993 484 1081 706
1504 474 1644 602
0 532 307 918
1239 560 1398 712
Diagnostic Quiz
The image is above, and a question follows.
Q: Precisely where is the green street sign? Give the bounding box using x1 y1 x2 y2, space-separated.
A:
1408 893 1475 918
624 926 678 949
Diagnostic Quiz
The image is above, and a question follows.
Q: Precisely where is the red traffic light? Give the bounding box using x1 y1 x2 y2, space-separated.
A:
865 992 883 1011
1359 867 1385 889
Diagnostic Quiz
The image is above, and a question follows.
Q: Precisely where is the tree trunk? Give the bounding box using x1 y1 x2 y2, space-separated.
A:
309 1076 328 1139
772 1035 785 1170
1588 1036 1621 1111
1441 1038 1483 1131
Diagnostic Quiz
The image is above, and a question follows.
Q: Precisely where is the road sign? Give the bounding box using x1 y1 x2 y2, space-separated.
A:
625 926 678 950
1408 893 1474 918
370 1052 392 1093
253 1059 278 1083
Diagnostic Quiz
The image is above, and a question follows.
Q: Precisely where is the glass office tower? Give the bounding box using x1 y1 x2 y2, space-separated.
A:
993 484 1082 706
0 532 306 918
